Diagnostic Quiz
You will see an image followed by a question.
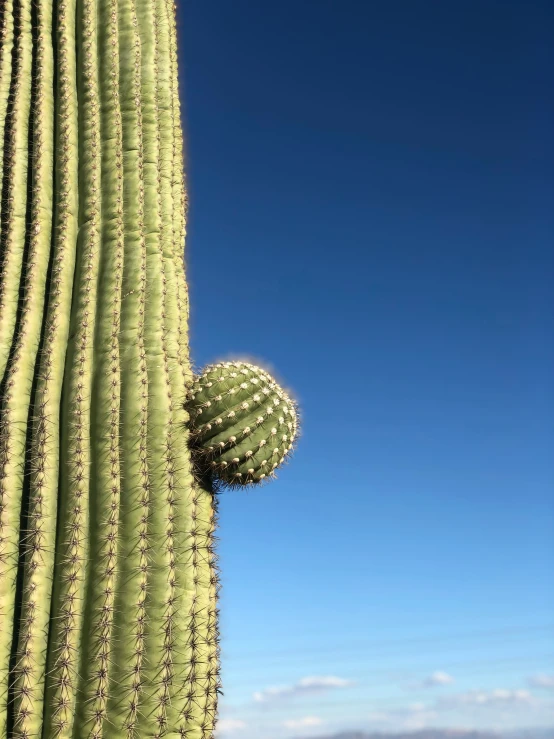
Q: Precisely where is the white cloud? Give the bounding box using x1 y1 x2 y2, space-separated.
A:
423 671 455 687
298 676 351 689
438 688 534 707
253 686 287 702
215 718 247 734
529 674 554 689
365 687 547 733
253 675 353 703
283 716 323 729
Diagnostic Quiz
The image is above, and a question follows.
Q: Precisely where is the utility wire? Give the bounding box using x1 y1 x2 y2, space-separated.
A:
220 624 554 664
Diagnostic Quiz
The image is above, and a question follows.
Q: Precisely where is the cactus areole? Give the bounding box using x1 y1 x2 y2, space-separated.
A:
0 0 299 734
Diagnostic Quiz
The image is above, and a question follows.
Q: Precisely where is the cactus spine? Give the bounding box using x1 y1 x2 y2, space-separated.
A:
0 0 221 734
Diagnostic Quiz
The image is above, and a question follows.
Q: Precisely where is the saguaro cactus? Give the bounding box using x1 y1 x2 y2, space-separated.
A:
0 0 299 736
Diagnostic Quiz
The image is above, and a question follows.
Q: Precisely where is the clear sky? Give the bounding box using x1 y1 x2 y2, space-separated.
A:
177 2 554 737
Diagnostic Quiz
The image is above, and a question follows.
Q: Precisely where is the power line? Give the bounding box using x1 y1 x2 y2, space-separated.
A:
219 624 554 665
223 639 552 674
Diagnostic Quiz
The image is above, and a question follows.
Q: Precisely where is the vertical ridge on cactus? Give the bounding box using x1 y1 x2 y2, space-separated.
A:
0 0 14 231
36 0 82 732
0 8 35 716
0 0 32 382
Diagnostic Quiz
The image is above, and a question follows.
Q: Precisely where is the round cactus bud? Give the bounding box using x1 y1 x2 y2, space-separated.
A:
186 361 299 486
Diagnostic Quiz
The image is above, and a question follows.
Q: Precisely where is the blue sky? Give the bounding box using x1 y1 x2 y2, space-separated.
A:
177 1 554 737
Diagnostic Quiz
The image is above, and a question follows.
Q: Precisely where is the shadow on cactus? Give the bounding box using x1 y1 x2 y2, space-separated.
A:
186 361 300 489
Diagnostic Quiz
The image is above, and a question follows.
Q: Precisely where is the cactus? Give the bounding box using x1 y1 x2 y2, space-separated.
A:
0 0 298 736
187 361 299 487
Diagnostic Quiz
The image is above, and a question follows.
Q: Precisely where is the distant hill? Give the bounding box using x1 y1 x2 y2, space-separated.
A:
505 730 554 739
299 730 554 739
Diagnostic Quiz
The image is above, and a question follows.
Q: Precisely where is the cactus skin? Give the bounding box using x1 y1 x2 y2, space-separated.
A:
187 362 299 487
0 0 221 735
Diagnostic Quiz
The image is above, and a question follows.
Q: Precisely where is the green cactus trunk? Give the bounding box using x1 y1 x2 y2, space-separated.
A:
0 0 220 735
